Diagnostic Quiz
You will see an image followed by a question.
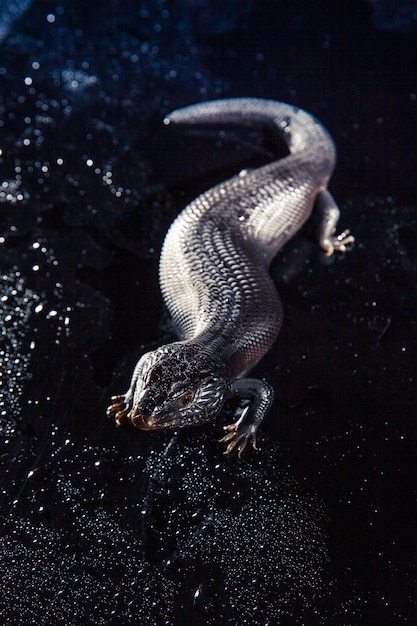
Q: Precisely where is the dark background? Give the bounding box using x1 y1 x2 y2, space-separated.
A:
1 1 416 624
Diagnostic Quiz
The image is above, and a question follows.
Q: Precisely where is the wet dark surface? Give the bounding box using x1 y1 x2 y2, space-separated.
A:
1 1 417 624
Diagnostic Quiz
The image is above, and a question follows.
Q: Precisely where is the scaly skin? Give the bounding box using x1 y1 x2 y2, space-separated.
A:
107 98 353 456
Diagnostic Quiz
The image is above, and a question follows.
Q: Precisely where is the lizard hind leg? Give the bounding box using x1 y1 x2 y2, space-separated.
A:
315 189 355 256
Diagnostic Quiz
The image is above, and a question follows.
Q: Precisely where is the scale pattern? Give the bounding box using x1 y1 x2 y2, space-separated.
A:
107 98 349 455
160 98 335 375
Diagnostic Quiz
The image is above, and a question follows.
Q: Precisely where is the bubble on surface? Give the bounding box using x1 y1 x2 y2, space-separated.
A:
141 437 334 624
0 269 40 423
0 177 28 204
61 67 99 92
0 434 340 625
0 0 228 239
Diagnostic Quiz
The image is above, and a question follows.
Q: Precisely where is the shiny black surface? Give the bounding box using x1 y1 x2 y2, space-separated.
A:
1 1 416 624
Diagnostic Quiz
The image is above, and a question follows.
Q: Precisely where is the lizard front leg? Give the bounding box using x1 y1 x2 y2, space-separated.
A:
220 378 274 457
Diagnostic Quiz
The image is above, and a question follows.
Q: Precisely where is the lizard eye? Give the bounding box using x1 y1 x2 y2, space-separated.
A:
178 391 194 408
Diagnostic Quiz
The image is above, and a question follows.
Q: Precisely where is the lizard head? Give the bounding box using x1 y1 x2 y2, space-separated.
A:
127 343 228 430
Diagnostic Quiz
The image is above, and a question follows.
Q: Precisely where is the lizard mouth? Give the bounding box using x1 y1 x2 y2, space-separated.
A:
128 409 157 430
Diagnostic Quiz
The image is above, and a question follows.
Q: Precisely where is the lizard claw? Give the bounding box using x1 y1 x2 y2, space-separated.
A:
323 229 355 256
219 415 258 458
106 394 130 425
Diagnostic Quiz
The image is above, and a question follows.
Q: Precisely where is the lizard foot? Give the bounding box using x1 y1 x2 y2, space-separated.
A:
106 394 130 426
322 229 355 256
219 405 258 458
